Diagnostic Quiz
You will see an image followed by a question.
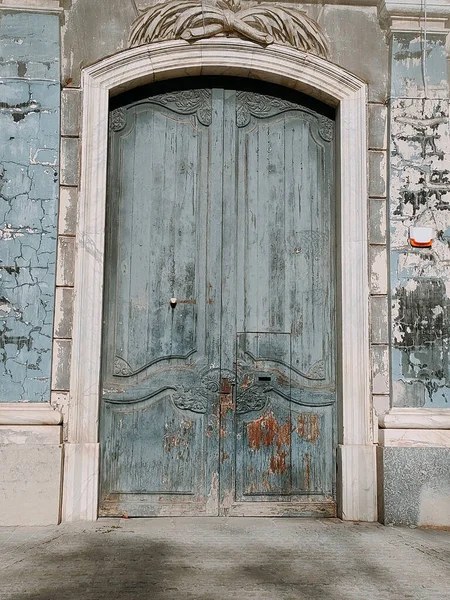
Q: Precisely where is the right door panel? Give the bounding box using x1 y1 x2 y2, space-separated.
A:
222 90 336 516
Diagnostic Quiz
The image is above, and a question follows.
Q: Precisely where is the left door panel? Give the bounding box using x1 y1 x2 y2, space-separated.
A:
100 89 222 516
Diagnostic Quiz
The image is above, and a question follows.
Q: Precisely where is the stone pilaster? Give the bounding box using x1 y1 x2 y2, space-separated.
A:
379 0 450 526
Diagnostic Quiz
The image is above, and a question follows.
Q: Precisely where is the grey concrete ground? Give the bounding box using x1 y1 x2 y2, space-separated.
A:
0 518 449 600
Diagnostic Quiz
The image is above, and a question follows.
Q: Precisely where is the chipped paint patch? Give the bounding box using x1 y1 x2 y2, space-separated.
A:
390 29 450 409
206 470 219 514
163 418 193 457
392 280 450 403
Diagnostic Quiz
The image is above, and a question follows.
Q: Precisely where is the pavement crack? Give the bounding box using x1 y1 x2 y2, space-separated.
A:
0 532 65 571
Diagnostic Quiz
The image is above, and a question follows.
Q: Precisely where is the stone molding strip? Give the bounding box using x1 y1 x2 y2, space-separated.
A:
379 0 450 18
379 408 450 429
379 0 450 29
0 0 63 13
379 428 450 447
0 403 62 425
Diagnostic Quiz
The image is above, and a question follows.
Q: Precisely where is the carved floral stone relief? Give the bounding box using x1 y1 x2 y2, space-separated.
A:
129 0 330 59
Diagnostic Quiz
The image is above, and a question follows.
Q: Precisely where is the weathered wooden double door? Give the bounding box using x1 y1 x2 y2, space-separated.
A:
100 79 336 517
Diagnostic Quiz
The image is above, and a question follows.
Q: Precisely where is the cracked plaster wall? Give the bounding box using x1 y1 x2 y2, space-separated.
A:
390 31 450 408
0 11 60 402
0 3 391 414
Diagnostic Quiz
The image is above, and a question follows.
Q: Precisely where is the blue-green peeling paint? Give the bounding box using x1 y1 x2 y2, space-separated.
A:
389 29 450 408
0 12 60 402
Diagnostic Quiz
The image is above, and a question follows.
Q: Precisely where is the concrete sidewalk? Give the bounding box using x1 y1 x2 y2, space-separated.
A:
0 518 449 600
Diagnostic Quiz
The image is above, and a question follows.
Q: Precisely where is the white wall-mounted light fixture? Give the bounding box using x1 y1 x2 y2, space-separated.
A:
409 226 434 248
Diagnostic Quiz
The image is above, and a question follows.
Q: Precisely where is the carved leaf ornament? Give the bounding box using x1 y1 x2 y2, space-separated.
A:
171 366 270 414
129 0 330 59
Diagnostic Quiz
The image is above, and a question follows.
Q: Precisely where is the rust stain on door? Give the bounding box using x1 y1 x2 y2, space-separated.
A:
304 453 310 489
297 413 320 442
220 377 235 437
247 410 291 475
270 450 288 474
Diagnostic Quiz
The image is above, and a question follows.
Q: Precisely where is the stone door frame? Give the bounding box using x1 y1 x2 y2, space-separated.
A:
62 38 377 522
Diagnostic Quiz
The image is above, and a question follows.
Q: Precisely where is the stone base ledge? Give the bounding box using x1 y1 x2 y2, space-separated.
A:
0 425 61 444
337 444 377 522
379 428 450 447
0 403 62 426
388 16 449 31
379 408 450 429
0 443 62 526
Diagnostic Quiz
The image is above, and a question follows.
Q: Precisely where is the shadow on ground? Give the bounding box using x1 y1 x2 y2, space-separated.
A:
1 520 448 600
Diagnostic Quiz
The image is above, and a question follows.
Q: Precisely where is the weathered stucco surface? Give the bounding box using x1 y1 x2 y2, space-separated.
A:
0 11 60 401
390 30 450 408
322 5 388 103
60 0 388 103
61 0 136 87
59 1 390 418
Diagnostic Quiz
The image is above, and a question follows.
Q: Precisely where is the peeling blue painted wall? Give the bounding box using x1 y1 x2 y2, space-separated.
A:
0 12 60 402
390 30 450 408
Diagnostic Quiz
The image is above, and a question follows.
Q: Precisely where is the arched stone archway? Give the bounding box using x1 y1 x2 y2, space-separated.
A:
62 38 377 522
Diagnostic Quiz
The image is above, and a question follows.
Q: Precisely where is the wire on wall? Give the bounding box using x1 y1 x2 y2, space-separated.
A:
422 0 429 97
